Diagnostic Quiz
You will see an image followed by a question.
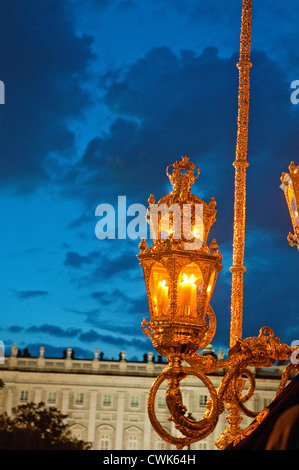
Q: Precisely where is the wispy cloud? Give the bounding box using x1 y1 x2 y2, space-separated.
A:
14 290 50 301
26 324 81 338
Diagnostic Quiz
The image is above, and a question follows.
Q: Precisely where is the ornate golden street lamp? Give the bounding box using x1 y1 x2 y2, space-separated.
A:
136 0 299 450
137 155 295 450
280 161 299 250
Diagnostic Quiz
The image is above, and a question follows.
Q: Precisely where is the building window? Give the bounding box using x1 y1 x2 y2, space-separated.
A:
103 394 111 406
127 434 138 450
97 425 113 450
130 395 139 407
198 441 207 450
125 427 141 451
47 392 56 404
157 396 166 408
99 433 111 450
75 393 84 405
20 390 28 402
69 424 87 443
199 395 208 407
156 436 167 450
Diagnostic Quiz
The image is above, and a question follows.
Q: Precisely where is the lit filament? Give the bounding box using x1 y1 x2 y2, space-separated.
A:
193 227 200 239
180 273 196 286
178 274 197 312
159 279 168 289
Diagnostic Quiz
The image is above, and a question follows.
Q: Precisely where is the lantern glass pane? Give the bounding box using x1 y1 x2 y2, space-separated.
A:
177 263 202 318
205 270 216 309
291 196 299 226
149 263 170 319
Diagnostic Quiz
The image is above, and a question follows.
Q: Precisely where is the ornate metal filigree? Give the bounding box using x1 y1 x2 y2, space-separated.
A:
137 155 298 450
137 0 298 451
143 326 298 450
281 161 299 250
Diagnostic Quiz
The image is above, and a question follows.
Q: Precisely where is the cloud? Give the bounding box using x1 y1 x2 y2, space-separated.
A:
8 325 24 333
90 288 148 315
19 343 93 359
78 328 150 352
63 246 139 282
14 290 50 301
0 0 95 193
9 321 151 356
26 324 81 338
64 250 99 268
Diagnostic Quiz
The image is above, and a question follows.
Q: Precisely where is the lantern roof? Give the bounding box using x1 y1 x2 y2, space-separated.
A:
144 156 219 252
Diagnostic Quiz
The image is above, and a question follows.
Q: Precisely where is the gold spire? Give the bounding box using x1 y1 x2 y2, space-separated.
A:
230 0 253 348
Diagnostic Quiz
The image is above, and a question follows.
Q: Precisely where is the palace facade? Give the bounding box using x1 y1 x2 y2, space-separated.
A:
0 343 290 450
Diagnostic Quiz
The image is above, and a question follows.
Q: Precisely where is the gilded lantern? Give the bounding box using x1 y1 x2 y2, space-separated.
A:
138 156 223 360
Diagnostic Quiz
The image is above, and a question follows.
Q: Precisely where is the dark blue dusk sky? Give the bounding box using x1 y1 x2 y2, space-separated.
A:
0 0 298 361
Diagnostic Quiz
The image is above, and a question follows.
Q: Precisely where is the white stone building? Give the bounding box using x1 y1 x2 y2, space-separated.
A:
0 343 290 450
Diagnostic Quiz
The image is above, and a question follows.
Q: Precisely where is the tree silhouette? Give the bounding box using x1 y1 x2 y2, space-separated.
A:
0 401 92 450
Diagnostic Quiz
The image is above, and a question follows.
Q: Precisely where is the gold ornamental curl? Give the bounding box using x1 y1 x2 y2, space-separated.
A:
147 363 221 450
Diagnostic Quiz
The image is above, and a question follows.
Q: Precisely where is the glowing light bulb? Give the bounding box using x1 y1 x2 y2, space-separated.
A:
193 227 200 238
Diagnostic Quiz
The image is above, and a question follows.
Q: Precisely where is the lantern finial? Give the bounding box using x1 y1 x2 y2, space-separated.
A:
166 156 200 195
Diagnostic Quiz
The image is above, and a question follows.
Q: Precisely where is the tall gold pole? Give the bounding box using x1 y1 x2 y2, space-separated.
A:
215 3 254 448
230 0 253 348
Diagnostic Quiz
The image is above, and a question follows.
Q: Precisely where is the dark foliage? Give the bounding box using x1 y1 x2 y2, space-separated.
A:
0 401 92 450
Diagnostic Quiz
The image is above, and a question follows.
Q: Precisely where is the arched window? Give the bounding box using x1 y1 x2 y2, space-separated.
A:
69 424 87 443
124 426 142 450
96 425 114 450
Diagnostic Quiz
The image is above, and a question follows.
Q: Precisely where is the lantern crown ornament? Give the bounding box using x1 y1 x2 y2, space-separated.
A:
166 155 200 194
280 161 299 249
143 156 218 253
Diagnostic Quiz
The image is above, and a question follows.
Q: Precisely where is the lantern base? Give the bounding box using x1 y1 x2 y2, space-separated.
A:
141 319 208 359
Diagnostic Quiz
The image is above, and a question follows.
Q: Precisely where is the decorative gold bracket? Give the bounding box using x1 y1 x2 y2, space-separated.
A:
287 231 299 249
145 326 298 450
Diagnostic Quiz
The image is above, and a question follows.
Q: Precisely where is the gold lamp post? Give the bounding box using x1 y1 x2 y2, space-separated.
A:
280 162 299 250
136 0 299 450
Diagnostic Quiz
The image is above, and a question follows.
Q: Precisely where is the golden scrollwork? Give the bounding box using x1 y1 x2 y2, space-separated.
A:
147 358 221 450
281 161 299 249
143 322 297 450
137 0 298 451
